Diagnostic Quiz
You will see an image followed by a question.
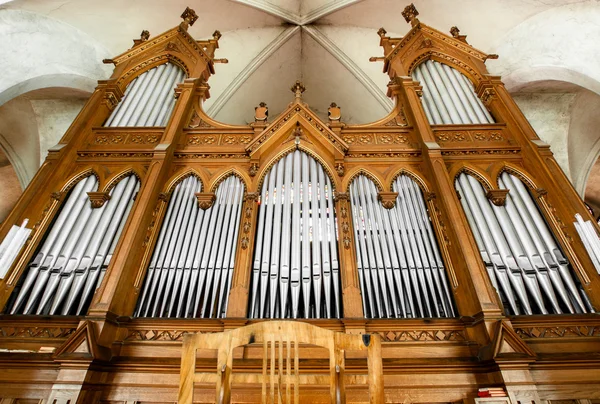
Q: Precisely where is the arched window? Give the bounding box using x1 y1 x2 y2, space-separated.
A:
412 60 494 125
105 62 186 127
8 174 140 315
350 174 455 319
136 174 244 319
455 172 590 315
249 150 341 319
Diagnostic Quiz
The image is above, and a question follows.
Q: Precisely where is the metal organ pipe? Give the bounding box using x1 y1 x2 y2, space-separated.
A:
135 175 244 318
104 63 185 127
350 174 455 319
9 174 139 315
249 150 341 319
412 60 494 125
455 172 590 315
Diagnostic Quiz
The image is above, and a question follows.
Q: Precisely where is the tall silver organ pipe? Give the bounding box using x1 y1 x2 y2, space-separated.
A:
8 174 139 315
413 60 494 125
135 175 244 319
249 150 341 319
350 174 455 319
456 172 591 315
104 63 186 127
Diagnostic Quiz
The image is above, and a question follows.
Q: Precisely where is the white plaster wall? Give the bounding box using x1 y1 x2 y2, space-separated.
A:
0 97 40 187
512 93 576 179
203 26 288 115
30 98 86 164
568 89 600 195
0 9 110 107
489 1 600 95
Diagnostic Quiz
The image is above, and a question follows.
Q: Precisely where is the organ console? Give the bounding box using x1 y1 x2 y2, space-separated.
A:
0 4 599 403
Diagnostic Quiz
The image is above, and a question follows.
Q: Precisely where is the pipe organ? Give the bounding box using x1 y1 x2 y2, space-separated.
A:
105 62 186 127
0 5 599 403
249 150 341 319
136 174 244 318
413 60 494 125
351 174 455 319
456 172 590 316
8 174 139 316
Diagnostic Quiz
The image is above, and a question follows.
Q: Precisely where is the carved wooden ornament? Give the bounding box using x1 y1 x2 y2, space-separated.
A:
87 192 111 209
486 189 509 206
378 192 399 209
195 192 216 210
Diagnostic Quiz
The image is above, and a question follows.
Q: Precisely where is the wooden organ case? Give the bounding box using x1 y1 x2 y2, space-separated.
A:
0 4 599 404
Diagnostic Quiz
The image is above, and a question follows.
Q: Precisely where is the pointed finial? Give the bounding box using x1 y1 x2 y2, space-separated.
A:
213 30 222 41
450 26 469 43
377 27 387 38
328 103 341 122
291 80 306 99
140 30 150 42
402 3 420 27
180 7 198 31
255 102 268 122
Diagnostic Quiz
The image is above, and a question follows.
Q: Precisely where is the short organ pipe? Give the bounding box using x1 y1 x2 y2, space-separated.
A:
456 172 589 315
9 174 139 316
412 60 494 125
105 63 185 127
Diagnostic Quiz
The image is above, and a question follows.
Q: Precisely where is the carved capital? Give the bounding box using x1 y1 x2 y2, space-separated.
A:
195 192 216 210
486 189 509 206
244 192 260 202
334 192 350 202
378 192 399 209
87 192 111 209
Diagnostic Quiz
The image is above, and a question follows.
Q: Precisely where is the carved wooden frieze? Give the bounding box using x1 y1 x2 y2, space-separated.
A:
186 133 253 146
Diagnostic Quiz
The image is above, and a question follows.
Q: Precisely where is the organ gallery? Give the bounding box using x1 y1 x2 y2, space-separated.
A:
0 3 599 403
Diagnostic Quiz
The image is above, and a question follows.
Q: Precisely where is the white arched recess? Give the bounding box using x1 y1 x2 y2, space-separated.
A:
249 150 341 320
104 63 186 127
350 174 455 319
455 172 591 316
136 175 244 319
9 174 140 316
412 60 494 125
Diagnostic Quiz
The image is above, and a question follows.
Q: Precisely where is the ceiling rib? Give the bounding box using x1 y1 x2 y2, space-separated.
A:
300 0 364 25
302 25 394 112
206 26 301 117
229 0 301 24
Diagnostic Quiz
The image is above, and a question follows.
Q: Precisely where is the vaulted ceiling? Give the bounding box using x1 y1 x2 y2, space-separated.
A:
2 0 590 126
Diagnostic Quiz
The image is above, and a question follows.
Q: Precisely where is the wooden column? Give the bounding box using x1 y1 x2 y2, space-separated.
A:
227 192 260 318
483 77 600 309
334 192 364 318
394 76 503 346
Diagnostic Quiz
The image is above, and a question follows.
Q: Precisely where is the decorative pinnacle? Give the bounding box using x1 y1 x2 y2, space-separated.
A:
140 30 150 42
402 3 420 27
213 30 222 40
180 7 198 30
291 80 306 99
450 26 460 38
377 27 387 38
